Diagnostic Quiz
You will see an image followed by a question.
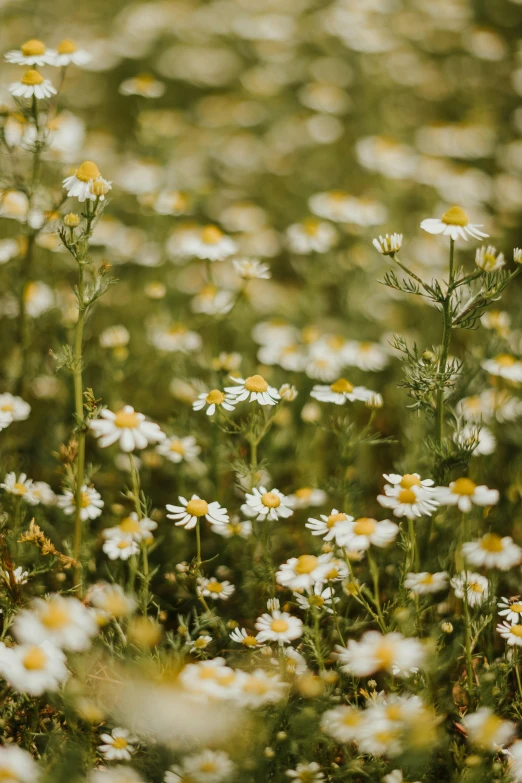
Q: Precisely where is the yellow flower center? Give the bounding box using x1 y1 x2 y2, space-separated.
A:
206 581 224 593
186 499 209 517
242 635 258 646
206 389 225 405
75 160 101 182
308 595 325 607
199 763 218 774
342 710 361 727
13 483 27 494
271 619 289 633
112 737 128 750
169 440 185 454
21 69 44 86
327 335 345 351
103 593 131 617
295 487 313 499
117 540 131 549
244 375 269 393
243 677 269 695
23 646 47 671
201 225 223 244
375 641 396 669
303 218 319 236
495 353 516 367
262 492 281 509
451 478 476 496
330 378 354 394
419 574 434 585
353 517 376 536
476 715 502 745
114 409 139 428
119 516 141 534
480 533 503 553
511 625 522 637
327 512 347 528
470 581 484 593
42 603 70 629
441 206 469 226
21 39 46 56
295 554 318 574
0 403 13 412
193 638 209 648
510 603 522 613
57 39 77 54
386 705 403 721
398 488 417 504
400 474 422 489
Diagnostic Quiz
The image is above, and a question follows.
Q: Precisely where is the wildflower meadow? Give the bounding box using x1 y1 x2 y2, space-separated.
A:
3 1 522 782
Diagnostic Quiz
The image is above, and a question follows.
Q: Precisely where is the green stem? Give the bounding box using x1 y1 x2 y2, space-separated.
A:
462 572 474 697
72 263 86 592
435 237 455 447
367 551 387 631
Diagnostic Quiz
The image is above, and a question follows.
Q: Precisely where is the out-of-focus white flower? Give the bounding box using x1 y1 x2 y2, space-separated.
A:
0 744 39 783
156 435 200 464
13 594 98 651
462 533 522 570
233 257 271 280
336 631 425 677
57 484 104 521
372 233 403 255
119 73 165 97
5 39 56 66
435 478 499 512
87 582 137 620
420 206 488 241
102 534 140 561
453 425 496 455
51 39 91 67
340 517 399 552
285 762 324 783
285 219 337 254
166 495 229 529
166 750 234 783
342 341 389 372
149 324 202 353
9 69 56 100
287 487 326 509
404 572 449 595
475 244 505 271
103 512 157 544
197 577 235 601
310 378 379 406
241 486 293 521
481 354 522 382
89 405 165 451
276 554 332 590
0 640 68 695
462 707 515 750
0 393 30 421
450 572 489 606
184 225 237 261
0 472 39 504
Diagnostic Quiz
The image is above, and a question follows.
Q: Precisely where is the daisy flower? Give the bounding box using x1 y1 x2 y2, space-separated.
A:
0 745 38 783
89 405 165 451
279 383 299 401
341 517 399 552
230 627 261 647
103 512 157 543
309 190 356 222
149 324 202 354
233 257 271 280
453 425 496 456
98 728 137 761
3 566 29 587
57 484 104 521
192 389 236 416
167 750 234 783
276 554 332 591
286 763 324 783
373 233 403 255
310 378 379 405
156 435 201 464
0 393 30 421
404 572 449 595
0 640 68 696
102 534 140 561
235 669 288 708
185 225 237 261
321 705 363 743
0 410 13 431
306 508 355 544
462 533 522 570
5 39 56 66
225 374 280 406
166 495 229 529
462 707 515 750
435 478 499 512
87 583 137 620
119 73 165 98
293 583 338 614
13 594 98 651
497 621 522 646
335 631 425 677
9 70 56 100
450 571 489 606
51 39 91 67
498 596 522 624
63 161 112 203
420 205 488 241
475 245 505 272
211 518 252 538
197 577 235 600
286 487 327 509
481 354 522 382
255 610 303 645
285 219 338 254
191 285 235 315
0 472 39 504
342 340 389 372
186 635 213 651
241 486 293 521
377 472 439 518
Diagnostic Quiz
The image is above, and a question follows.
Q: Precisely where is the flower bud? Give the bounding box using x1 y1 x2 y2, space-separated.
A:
64 212 80 228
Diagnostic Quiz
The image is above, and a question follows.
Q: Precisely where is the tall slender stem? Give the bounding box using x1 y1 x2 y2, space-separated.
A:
435 237 455 446
72 264 86 591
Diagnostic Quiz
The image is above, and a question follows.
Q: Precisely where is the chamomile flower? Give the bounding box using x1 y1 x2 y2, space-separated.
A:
0 745 38 783
192 389 236 416
286 762 324 783
309 191 355 222
335 631 425 677
0 393 30 421
57 484 104 521
235 669 288 707
241 486 293 521
13 594 98 651
404 572 449 595
119 73 165 98
0 411 13 431
286 487 327 509
341 517 399 552
52 39 90 67
497 621 522 646
102 534 140 561
435 478 499 512
197 577 235 600
279 383 299 401
185 225 237 261
167 750 234 783
285 219 337 254
377 489 438 519
255 610 303 645
103 512 157 543
310 378 379 405
293 583 338 614
191 285 235 315
225 374 280 406
87 582 137 620
186 635 213 651
5 39 56 66
462 707 515 750
149 324 202 353
156 435 201 464
89 405 165 451
306 509 351 543
9 69 56 100
98 728 137 761
0 640 68 695
342 340 389 372
30 481 56 506
450 571 489 606
321 705 363 743
233 257 271 280
420 206 488 241
0 472 39 504
211 518 252 538
63 161 112 203
166 495 229 529
462 533 522 570
498 596 522 624
475 244 505 271
3 566 29 587
372 233 403 255
453 425 496 456
230 627 261 647
276 554 332 591
481 354 522 382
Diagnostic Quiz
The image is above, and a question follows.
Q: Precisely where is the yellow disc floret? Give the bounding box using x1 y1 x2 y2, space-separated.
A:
441 206 469 226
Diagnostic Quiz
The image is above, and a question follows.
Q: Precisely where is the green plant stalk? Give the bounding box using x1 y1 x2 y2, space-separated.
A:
72 263 86 592
435 237 455 446
128 453 149 614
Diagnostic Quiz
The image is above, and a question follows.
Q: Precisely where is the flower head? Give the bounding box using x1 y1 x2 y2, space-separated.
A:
9 70 56 100
166 494 229 529
373 233 403 255
420 206 488 241
89 405 165 451
63 160 112 203
241 486 293 522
